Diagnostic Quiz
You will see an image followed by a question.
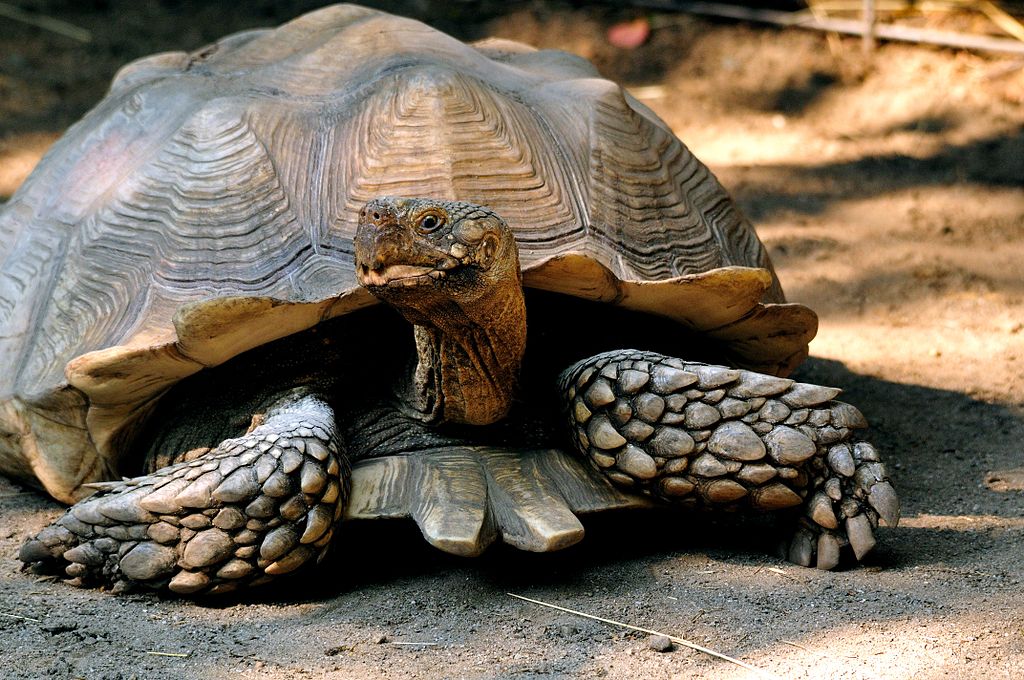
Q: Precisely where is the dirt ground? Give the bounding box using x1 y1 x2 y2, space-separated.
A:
1 1 1023 678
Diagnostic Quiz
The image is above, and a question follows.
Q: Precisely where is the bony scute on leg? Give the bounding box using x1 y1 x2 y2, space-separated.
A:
19 394 348 595
559 349 900 569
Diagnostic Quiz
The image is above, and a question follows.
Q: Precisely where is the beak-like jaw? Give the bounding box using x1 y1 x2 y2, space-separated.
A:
354 197 458 291
354 196 517 307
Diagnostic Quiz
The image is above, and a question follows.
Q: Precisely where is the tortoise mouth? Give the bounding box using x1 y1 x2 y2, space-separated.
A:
357 263 449 288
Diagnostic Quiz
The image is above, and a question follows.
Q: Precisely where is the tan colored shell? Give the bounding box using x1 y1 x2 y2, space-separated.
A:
0 5 815 502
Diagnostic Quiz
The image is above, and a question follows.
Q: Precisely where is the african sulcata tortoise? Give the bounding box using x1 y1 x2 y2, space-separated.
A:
0 5 899 595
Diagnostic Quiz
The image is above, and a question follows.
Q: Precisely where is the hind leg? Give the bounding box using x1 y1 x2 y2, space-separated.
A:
19 391 347 595
559 350 900 569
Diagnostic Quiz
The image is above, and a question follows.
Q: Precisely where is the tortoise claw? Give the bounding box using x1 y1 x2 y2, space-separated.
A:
815 533 841 570
846 515 877 560
868 481 901 527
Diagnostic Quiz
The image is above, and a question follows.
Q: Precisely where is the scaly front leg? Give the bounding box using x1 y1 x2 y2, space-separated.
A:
559 350 900 570
20 392 347 595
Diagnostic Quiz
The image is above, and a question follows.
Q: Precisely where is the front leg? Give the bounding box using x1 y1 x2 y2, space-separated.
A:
19 392 347 595
559 350 900 570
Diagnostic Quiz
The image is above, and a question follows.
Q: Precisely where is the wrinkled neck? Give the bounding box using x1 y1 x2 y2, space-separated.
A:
405 278 526 426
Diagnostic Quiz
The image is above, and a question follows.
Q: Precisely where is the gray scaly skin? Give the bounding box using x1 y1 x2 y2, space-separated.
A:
559 350 900 569
20 392 346 594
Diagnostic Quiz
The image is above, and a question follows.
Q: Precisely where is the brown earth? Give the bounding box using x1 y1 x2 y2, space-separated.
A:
1 2 1023 678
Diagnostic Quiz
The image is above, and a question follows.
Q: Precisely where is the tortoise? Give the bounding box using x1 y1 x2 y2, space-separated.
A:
0 4 899 595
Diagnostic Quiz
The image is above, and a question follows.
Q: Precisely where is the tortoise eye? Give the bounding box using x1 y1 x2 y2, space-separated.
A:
418 212 444 233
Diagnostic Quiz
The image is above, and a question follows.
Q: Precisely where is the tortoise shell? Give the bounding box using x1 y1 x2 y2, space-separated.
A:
0 5 815 503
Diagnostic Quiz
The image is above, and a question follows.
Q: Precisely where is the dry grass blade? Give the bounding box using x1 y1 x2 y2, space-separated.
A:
809 0 1024 44
978 0 1024 43
508 593 780 679
782 639 813 652
779 639 846 662
144 651 190 658
0 612 41 622
628 85 668 100
390 641 439 646
631 0 1024 54
767 567 811 590
0 2 91 42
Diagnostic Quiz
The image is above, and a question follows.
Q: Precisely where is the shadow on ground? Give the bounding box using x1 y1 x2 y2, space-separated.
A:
723 127 1024 224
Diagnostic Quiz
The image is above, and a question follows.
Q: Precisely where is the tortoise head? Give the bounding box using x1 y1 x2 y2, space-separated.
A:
354 197 526 426
354 197 521 321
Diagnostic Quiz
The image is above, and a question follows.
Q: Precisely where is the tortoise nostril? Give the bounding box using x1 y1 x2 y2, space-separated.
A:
373 212 380 221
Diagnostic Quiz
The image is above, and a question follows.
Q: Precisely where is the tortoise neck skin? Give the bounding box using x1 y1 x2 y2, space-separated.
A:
354 197 527 426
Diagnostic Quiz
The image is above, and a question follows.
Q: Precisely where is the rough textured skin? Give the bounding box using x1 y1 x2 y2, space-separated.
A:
20 393 345 595
0 4 813 503
559 350 900 569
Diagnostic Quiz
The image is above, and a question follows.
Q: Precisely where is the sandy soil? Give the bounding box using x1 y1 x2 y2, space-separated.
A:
1 2 1023 678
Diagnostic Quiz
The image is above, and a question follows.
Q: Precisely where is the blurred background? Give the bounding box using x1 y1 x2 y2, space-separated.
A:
1 0 1023 199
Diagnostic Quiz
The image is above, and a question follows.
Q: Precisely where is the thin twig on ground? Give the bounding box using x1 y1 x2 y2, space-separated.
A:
508 593 780 679
767 567 812 591
0 612 41 622
782 639 813 652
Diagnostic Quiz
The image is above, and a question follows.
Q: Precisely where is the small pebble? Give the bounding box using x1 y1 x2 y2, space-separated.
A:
648 634 674 652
